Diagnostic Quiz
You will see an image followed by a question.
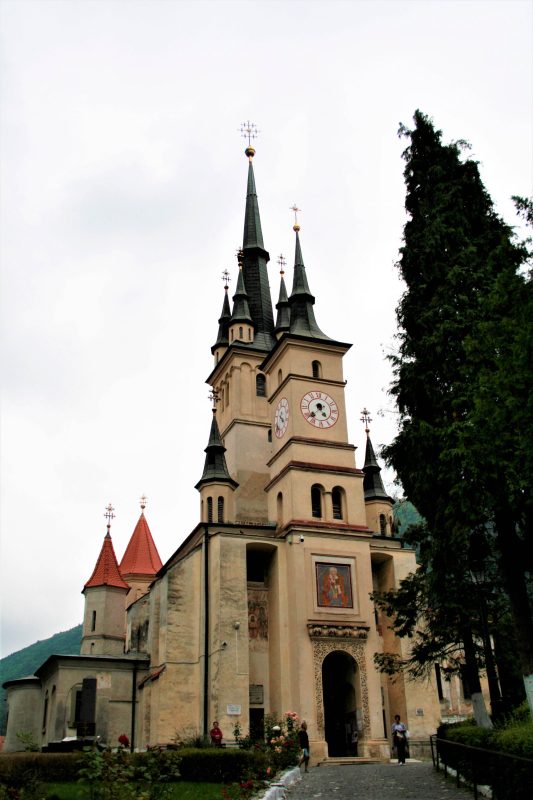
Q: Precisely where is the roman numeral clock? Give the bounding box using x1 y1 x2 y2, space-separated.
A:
301 391 339 429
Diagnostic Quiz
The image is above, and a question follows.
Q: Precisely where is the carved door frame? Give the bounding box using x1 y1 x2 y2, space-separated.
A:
310 636 370 739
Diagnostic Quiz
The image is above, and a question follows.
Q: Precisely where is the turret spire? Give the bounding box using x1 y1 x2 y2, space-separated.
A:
212 271 232 353
84 505 129 590
230 259 253 325
288 214 330 339
195 405 239 491
275 254 290 335
360 409 390 501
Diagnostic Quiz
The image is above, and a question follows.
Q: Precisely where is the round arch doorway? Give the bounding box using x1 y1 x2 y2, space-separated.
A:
322 650 360 757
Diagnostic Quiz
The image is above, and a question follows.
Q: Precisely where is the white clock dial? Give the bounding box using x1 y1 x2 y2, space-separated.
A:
274 397 290 438
301 391 339 429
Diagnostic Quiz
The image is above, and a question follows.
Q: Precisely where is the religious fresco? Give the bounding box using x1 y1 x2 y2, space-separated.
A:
248 588 268 641
316 562 353 608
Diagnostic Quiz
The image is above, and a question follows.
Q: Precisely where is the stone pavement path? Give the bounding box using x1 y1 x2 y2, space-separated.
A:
286 761 475 800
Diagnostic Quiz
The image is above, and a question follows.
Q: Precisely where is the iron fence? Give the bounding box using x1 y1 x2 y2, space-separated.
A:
430 735 533 800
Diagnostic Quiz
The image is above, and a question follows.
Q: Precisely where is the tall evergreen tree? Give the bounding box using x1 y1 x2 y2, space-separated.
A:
383 111 532 719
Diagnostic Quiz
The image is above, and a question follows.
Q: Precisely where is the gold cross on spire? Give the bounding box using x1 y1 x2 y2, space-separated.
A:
140 494 147 511
277 254 286 275
240 120 259 146
104 503 115 532
222 269 231 289
290 204 301 232
360 408 372 433
240 120 259 159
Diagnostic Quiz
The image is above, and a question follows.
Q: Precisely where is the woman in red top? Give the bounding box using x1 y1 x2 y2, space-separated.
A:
210 721 223 747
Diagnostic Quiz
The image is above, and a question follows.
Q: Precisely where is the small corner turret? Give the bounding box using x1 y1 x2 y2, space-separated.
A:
195 394 238 524
81 504 129 656
360 409 394 536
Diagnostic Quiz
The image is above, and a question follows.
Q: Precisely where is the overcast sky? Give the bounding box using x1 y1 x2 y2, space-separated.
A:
1 0 531 659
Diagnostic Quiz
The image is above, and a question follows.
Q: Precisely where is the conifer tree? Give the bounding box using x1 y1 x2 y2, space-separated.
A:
383 111 533 720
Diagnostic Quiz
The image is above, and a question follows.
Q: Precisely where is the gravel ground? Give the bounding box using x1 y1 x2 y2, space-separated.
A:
286 761 477 800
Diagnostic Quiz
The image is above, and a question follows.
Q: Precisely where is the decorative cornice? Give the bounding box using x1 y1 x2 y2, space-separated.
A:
307 622 369 639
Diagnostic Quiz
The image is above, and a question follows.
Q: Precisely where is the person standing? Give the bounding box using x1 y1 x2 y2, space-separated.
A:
391 714 407 765
298 720 310 772
210 720 223 747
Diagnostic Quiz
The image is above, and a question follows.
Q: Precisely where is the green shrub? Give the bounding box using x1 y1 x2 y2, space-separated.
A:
0 753 82 785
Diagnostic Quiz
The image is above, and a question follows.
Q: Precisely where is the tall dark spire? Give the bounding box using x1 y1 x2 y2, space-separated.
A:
288 226 330 340
195 410 238 490
239 140 276 351
361 410 390 501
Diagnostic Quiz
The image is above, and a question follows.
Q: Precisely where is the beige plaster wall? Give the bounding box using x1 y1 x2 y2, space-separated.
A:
3 681 42 752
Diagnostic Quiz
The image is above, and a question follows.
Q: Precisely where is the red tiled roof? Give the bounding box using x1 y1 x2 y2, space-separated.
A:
84 533 130 590
119 512 163 577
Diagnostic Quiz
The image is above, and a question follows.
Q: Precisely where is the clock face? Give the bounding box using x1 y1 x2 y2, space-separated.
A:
301 391 339 429
274 397 290 438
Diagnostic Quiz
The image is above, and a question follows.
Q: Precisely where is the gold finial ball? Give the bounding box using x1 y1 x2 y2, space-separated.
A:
245 146 255 159
293 223 300 232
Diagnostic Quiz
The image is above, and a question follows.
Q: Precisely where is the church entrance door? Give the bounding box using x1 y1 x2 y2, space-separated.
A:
322 650 359 757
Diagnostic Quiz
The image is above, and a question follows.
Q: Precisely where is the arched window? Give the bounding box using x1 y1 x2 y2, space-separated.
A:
231 329 234 341
312 360 322 378
239 326 244 339
277 492 283 526
248 328 252 341
379 514 387 535
311 485 323 518
332 486 344 520
91 610 96 632
256 374 266 397
217 496 224 523
207 497 213 523
268 428 272 442
278 369 282 386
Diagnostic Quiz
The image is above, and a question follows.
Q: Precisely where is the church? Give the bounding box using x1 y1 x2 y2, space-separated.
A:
3 140 441 759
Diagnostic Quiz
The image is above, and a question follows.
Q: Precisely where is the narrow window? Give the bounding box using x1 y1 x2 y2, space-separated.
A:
217 496 224 523
277 369 282 386
248 328 252 341
332 487 343 520
311 485 322 518
379 514 387 535
231 329 234 341
207 497 213 523
256 374 266 397
267 428 272 442
277 492 283 525
239 326 243 339
312 360 321 378
91 610 96 632
42 692 49 731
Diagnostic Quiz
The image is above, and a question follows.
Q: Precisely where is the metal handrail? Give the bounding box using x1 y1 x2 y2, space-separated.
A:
430 734 533 800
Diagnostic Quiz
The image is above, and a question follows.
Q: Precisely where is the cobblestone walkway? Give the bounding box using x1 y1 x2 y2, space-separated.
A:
286 761 476 800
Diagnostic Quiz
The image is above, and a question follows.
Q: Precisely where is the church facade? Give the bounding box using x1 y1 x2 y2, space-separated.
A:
4 144 440 758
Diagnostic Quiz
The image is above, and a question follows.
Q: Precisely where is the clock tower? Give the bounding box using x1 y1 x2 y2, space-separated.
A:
262 222 367 533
